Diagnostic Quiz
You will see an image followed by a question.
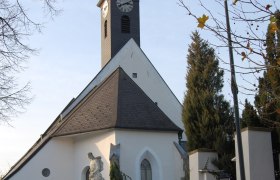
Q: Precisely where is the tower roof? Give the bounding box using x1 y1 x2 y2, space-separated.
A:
53 67 181 136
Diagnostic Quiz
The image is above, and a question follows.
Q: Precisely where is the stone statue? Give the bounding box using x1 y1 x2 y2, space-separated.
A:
88 153 104 180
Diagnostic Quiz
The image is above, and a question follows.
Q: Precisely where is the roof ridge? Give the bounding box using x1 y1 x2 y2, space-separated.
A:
115 67 121 128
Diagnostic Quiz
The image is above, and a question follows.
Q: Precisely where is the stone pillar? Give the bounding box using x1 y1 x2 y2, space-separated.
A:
235 127 275 180
189 149 218 180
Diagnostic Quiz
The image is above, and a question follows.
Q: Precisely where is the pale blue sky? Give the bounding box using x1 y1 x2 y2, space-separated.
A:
0 0 268 173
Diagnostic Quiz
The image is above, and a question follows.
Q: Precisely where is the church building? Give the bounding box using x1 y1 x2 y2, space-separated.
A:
3 0 187 179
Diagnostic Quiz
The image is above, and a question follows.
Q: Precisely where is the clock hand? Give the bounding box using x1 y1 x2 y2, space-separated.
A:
122 0 131 4
124 2 132 5
118 2 132 8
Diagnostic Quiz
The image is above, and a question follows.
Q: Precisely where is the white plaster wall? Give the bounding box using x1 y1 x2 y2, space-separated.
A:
115 129 181 180
189 151 218 180
73 130 115 180
189 152 198 180
235 130 250 180
235 129 275 180
9 129 182 180
9 138 74 180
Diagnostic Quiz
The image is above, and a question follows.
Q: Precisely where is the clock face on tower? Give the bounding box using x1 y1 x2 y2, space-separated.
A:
116 0 134 13
102 0 109 18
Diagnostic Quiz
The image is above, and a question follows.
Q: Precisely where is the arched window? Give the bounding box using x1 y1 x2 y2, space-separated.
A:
141 159 152 180
121 16 130 33
104 20 108 38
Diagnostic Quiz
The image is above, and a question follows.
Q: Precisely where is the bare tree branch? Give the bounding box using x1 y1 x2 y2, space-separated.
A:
0 0 59 124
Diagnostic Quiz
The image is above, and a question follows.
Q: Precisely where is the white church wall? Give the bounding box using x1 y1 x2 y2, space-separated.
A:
9 138 74 180
73 129 115 180
115 129 180 180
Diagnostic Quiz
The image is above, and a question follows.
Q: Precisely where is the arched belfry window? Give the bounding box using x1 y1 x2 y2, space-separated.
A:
104 20 108 38
121 15 130 33
141 159 152 180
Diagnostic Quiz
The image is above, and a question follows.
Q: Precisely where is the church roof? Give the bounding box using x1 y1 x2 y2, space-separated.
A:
53 67 181 136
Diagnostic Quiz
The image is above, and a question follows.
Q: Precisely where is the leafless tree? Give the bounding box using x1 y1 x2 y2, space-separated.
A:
0 0 59 124
179 0 279 69
177 0 280 81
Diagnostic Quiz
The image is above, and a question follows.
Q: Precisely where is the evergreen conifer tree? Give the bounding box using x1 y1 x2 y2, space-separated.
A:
182 31 235 177
241 99 262 128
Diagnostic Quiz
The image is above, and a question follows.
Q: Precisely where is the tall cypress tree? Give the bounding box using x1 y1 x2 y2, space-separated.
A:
182 31 235 176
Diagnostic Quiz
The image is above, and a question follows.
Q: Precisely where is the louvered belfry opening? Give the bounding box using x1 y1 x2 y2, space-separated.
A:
121 15 130 33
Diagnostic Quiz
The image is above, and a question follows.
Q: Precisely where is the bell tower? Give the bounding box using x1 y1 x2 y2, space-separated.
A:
97 0 140 67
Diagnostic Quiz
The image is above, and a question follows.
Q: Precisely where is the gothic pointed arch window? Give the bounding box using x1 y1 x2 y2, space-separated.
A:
104 20 108 38
121 15 130 33
141 159 152 180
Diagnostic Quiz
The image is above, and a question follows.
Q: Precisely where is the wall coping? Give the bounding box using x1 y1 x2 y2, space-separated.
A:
189 148 216 156
241 127 271 133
